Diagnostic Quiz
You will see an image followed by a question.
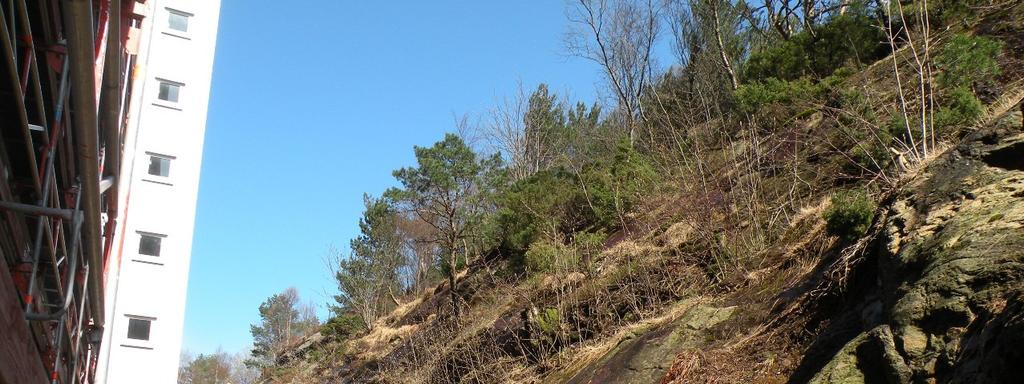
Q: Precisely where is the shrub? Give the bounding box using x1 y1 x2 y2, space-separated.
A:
578 140 659 230
820 67 857 91
497 141 654 270
824 190 876 242
533 307 562 336
908 0 987 26
610 140 659 203
322 313 365 341
841 121 893 175
574 231 606 255
830 88 892 176
496 169 594 252
934 86 983 132
735 77 818 114
743 5 888 82
524 238 576 273
849 135 892 173
837 87 876 124
744 40 809 82
573 230 607 271
885 114 916 145
438 251 468 277
935 33 1004 90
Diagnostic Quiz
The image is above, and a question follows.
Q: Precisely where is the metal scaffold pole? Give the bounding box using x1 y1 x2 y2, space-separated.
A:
1 0 139 381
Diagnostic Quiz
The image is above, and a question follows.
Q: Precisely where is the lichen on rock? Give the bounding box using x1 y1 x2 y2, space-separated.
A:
812 116 1024 383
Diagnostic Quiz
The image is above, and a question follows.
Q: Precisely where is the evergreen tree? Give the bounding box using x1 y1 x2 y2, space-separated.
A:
385 133 504 319
333 195 403 328
179 353 231 384
246 288 318 368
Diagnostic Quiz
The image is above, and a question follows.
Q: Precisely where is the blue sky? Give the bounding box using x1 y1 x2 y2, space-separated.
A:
182 0 669 355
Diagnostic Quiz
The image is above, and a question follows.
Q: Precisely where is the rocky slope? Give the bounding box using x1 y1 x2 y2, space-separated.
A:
808 112 1024 384
259 5 1024 383
260 110 1022 384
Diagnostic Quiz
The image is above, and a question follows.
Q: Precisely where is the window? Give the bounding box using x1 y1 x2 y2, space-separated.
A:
168 10 189 32
157 81 180 103
127 318 152 341
147 155 171 177
138 233 163 256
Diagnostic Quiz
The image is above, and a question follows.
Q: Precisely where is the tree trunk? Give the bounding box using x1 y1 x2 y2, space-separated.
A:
388 285 400 307
710 0 739 90
448 249 460 319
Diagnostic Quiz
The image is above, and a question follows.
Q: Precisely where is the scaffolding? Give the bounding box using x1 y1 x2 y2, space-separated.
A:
1 1 143 383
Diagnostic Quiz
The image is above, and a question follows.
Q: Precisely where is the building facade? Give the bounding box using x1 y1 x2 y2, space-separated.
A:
97 0 220 383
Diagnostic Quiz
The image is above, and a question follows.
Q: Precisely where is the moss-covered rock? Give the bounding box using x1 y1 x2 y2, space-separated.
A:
811 114 1024 383
562 302 735 384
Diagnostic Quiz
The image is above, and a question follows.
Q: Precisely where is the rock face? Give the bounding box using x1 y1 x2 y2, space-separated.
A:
811 114 1024 383
563 301 736 384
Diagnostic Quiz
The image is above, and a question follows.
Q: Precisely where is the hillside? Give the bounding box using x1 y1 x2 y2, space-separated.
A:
252 2 1024 383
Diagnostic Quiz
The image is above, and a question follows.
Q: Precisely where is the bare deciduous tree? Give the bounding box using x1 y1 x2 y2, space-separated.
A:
396 213 438 294
883 0 936 162
179 349 259 384
567 0 662 145
664 0 751 122
706 0 741 89
487 83 532 181
486 83 569 181
331 195 404 329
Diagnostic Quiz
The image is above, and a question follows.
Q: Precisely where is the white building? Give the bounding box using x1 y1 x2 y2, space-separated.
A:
97 0 221 382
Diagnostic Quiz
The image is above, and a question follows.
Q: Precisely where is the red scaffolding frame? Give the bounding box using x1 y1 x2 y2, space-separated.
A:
0 1 145 383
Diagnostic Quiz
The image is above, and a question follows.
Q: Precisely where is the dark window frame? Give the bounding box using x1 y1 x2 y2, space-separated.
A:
167 9 191 33
146 153 173 177
137 232 165 257
157 80 182 103
126 317 152 341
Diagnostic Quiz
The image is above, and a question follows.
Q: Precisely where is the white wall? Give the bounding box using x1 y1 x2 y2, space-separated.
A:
97 0 221 382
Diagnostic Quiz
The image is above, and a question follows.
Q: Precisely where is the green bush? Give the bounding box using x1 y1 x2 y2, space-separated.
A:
534 307 562 336
824 190 876 242
743 5 888 82
837 87 876 123
935 33 1004 90
744 40 808 82
849 135 892 174
935 86 984 132
906 0 986 26
322 313 365 341
842 123 892 175
497 140 653 269
610 140 659 203
577 140 659 230
885 86 983 145
438 251 469 277
885 114 915 145
524 238 576 273
832 88 891 175
573 230 606 271
574 231 606 255
735 68 859 117
735 77 818 114
496 169 593 252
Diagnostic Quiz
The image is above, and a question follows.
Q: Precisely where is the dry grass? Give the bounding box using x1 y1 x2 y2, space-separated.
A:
379 296 424 325
351 323 422 361
543 297 705 383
